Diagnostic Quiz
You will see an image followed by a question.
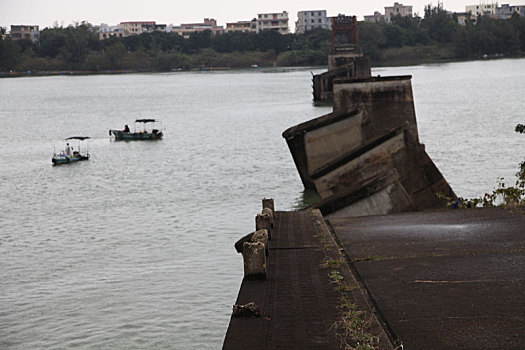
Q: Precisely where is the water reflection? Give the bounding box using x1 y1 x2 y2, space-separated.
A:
293 188 321 210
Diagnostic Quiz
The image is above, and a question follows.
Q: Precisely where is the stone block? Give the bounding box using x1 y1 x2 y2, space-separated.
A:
256 213 272 239
242 242 266 280
262 198 274 212
252 229 269 255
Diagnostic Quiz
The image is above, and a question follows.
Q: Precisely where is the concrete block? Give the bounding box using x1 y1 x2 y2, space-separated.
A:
256 213 272 239
252 229 269 256
262 198 274 212
261 208 274 228
261 207 273 218
242 242 266 280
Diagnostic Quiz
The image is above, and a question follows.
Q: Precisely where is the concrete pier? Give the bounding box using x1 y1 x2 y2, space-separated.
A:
224 209 394 349
328 207 525 349
226 206 525 349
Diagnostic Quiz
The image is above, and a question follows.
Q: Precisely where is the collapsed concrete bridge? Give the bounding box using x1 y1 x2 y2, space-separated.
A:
285 42 454 216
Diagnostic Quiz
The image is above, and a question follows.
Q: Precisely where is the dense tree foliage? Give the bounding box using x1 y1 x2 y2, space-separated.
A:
2 6 525 73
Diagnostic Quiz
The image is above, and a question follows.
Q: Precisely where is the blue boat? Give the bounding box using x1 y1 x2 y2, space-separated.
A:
109 119 163 140
52 136 90 165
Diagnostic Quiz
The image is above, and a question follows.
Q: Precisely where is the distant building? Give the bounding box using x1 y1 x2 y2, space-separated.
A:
384 2 413 22
172 18 224 38
99 30 125 40
10 25 40 44
496 3 525 18
465 2 498 16
257 11 289 34
455 12 474 25
295 10 331 34
98 23 125 40
119 21 167 36
225 19 257 33
363 11 386 23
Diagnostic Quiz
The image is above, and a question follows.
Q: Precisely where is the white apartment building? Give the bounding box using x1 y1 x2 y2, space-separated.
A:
364 11 386 23
295 10 331 34
98 23 125 40
496 3 525 18
384 2 413 22
256 11 289 34
465 2 498 16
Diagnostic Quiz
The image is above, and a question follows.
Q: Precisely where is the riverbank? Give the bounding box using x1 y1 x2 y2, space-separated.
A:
0 66 236 78
0 54 520 79
370 43 521 67
2 51 521 79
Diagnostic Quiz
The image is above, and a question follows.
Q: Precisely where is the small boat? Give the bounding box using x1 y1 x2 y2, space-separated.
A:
52 136 90 165
109 119 163 140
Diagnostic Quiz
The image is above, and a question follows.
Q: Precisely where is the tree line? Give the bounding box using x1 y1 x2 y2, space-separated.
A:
359 3 525 64
2 5 525 73
0 21 330 72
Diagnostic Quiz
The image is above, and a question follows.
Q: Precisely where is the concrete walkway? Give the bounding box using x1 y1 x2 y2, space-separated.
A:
329 207 525 349
224 210 393 349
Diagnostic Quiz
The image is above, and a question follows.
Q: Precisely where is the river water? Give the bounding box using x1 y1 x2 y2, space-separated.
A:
1 58 524 349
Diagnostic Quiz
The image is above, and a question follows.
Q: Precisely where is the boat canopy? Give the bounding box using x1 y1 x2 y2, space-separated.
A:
66 136 91 140
135 119 157 123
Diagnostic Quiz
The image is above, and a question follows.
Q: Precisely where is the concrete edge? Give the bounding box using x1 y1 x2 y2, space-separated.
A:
309 208 398 349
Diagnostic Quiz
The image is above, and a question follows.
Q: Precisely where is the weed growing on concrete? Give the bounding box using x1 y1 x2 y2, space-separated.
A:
333 298 379 350
314 213 380 349
328 271 379 349
323 258 345 269
329 270 345 283
323 242 334 250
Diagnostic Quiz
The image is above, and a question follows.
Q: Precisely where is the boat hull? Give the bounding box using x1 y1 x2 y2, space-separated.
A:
52 154 89 165
110 130 163 140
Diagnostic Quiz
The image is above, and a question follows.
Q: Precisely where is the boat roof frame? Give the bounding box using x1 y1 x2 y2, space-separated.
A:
135 119 158 123
65 136 91 140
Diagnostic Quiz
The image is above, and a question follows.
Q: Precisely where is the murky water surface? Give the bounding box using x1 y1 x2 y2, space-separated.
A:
1 59 524 349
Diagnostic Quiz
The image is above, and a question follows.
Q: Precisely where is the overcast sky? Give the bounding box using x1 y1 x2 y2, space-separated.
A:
1 0 476 30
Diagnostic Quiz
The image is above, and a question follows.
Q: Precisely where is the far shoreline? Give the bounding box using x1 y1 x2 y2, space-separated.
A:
1 54 522 79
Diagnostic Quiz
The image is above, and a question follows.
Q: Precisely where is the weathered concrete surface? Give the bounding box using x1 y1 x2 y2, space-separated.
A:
285 76 418 190
328 15 359 71
283 107 364 189
313 57 371 102
328 207 525 349
284 74 454 217
333 76 418 139
224 210 394 349
312 15 366 102
311 130 452 216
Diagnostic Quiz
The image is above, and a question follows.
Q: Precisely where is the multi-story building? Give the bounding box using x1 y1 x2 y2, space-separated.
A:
119 21 167 36
465 2 498 16
363 11 386 23
99 29 126 40
10 25 40 44
384 2 413 22
295 10 331 34
225 19 257 33
172 18 224 38
455 12 474 25
256 11 289 34
496 3 525 18
98 23 125 40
